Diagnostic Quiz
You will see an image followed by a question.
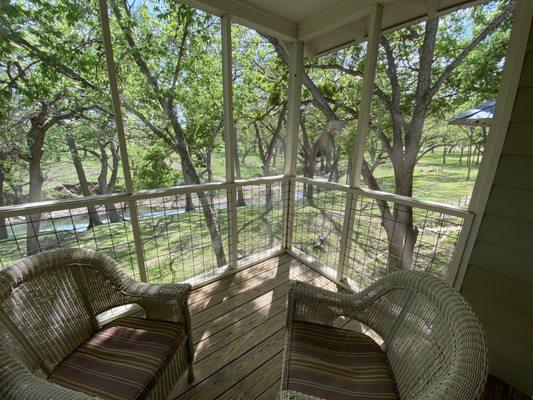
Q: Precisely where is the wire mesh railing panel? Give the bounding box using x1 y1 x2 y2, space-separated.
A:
235 182 284 266
343 195 464 289
0 203 140 279
136 188 229 284
291 181 347 276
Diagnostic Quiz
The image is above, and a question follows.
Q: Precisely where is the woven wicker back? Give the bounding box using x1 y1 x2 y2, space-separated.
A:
0 250 115 373
353 271 487 400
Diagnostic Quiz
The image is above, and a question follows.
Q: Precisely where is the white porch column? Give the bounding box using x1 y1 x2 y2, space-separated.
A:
98 0 148 282
336 4 383 281
282 40 304 249
221 14 239 269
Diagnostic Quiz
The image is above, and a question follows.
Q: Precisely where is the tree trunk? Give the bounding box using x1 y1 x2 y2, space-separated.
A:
328 144 340 183
272 143 278 170
304 155 316 200
26 123 46 255
263 163 273 212
233 135 246 207
325 144 332 174
183 174 196 212
466 132 473 181
481 126 488 155
0 164 8 240
164 105 226 267
442 146 447 164
382 167 418 270
385 203 419 271
67 135 102 229
97 143 123 223
205 151 213 183
459 146 464 165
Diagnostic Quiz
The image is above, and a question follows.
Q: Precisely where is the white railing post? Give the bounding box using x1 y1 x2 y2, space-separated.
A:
98 0 147 282
282 40 304 250
336 4 383 282
221 14 238 269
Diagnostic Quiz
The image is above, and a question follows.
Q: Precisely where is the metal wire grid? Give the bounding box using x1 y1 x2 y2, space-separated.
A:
235 182 284 266
136 188 230 284
291 181 347 274
343 195 464 288
0 203 139 279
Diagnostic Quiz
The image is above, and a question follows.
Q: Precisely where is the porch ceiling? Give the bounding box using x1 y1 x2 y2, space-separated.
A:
179 0 488 57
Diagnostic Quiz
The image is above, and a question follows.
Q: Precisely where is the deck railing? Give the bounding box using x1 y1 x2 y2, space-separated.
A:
0 176 472 289
289 177 472 289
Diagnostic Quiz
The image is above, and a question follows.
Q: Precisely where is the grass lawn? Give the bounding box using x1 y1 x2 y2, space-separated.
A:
371 152 479 205
1 148 473 286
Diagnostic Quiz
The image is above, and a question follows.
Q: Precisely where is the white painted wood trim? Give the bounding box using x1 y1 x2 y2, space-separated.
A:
0 175 469 221
287 248 356 293
348 3 383 188
283 41 304 178
338 3 383 280
282 41 304 249
447 214 473 286
0 177 287 218
336 190 356 280
179 0 297 41
295 176 471 218
222 14 238 269
222 14 236 184
98 0 147 282
453 0 533 290
302 0 487 58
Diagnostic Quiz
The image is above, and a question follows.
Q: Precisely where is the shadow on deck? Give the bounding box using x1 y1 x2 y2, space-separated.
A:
161 254 528 400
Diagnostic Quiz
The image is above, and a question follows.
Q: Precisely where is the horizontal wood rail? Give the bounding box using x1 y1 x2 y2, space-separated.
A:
0 176 287 218
0 175 473 290
294 176 472 219
0 175 470 221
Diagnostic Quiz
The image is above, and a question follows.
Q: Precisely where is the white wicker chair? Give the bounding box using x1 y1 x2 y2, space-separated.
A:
278 270 488 400
0 249 194 400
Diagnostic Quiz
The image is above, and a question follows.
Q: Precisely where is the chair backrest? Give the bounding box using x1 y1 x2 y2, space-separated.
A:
0 249 123 374
356 271 488 400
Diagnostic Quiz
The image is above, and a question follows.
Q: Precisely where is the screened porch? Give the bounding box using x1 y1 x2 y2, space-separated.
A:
1 0 532 398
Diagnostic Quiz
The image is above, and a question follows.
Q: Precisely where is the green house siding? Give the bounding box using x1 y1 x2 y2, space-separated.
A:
461 18 533 396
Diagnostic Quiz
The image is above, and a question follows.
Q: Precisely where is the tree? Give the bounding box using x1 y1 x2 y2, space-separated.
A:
1 0 111 253
268 0 514 269
65 130 103 228
111 1 227 266
252 102 286 210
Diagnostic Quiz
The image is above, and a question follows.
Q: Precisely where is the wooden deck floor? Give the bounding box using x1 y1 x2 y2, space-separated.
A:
166 254 529 400
168 254 338 400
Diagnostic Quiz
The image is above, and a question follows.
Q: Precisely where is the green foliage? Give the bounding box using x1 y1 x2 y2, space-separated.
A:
0 0 513 217
130 141 179 190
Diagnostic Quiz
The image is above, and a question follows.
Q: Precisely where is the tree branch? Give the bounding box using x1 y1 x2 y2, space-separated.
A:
171 14 192 92
428 2 515 99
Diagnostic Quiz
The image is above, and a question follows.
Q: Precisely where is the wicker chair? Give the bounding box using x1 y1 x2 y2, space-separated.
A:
278 270 488 400
0 249 194 400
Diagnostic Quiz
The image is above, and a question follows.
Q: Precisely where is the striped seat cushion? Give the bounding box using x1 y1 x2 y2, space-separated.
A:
283 321 398 400
49 317 186 400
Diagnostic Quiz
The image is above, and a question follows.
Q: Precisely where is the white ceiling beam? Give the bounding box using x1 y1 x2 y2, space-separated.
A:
308 0 489 57
179 0 298 41
298 0 379 42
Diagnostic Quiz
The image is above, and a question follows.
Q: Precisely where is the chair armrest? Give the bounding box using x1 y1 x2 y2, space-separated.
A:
0 350 100 400
122 281 192 324
286 281 372 328
277 390 326 400
53 249 192 325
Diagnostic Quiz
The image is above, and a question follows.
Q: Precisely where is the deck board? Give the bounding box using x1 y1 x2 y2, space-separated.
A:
168 254 524 399
169 255 338 400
